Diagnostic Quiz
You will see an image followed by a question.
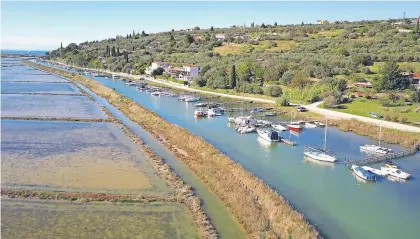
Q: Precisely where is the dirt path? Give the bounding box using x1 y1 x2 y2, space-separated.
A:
48 61 420 133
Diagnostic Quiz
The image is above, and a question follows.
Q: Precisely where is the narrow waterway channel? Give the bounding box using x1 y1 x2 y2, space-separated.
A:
84 76 420 239
74 82 246 238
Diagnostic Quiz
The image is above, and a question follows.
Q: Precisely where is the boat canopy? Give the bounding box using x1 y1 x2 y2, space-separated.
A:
268 131 279 141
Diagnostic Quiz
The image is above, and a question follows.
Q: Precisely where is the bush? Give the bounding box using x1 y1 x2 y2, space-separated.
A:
276 95 290 106
265 85 283 97
398 116 408 124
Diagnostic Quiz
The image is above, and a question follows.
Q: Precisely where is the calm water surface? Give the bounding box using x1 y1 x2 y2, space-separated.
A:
90 77 420 239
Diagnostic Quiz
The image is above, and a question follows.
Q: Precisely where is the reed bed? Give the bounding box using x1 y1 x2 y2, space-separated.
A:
27 61 320 238
329 119 420 148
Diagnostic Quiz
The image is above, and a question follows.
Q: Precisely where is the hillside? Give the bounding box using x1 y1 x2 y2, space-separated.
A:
48 18 420 106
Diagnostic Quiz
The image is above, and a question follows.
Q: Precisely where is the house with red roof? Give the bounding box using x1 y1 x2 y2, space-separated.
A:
409 73 420 90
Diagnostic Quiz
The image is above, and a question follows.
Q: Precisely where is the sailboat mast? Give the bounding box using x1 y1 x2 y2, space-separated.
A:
324 114 327 152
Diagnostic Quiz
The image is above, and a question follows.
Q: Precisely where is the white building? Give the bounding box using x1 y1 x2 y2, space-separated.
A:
179 64 200 81
215 34 226 41
145 61 163 75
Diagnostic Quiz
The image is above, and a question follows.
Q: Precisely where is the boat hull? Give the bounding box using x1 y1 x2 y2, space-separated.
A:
303 151 336 162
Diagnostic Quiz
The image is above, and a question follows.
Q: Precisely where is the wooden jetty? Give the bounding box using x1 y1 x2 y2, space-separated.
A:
344 144 419 166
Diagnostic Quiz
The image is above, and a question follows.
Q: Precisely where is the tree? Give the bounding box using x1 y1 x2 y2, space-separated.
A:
170 34 174 41
105 45 109 57
111 46 116 57
132 30 136 38
280 70 293 85
194 26 200 30
374 60 410 91
230 65 237 88
274 22 278 26
124 52 129 63
416 18 419 34
60 42 63 57
336 79 347 92
290 71 310 88
265 85 282 97
301 21 304 26
117 47 120 56
185 34 194 44
151 67 164 76
210 26 214 31
276 95 290 106
141 30 146 37
261 23 266 28
250 22 255 27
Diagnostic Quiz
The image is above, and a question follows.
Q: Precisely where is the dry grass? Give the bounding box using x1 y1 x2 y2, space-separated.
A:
29 62 320 238
329 119 420 148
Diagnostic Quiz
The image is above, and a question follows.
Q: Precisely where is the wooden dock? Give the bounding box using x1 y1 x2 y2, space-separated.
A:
344 144 419 166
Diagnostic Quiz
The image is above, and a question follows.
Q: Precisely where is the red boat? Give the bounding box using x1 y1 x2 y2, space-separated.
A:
287 123 302 131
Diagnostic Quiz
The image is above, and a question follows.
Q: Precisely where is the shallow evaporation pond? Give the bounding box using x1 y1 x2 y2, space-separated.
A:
1 94 107 119
1 82 79 94
1 73 67 83
1 199 199 239
1 120 173 195
89 76 420 239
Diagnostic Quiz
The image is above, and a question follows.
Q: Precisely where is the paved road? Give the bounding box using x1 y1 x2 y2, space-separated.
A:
306 101 420 133
48 61 420 133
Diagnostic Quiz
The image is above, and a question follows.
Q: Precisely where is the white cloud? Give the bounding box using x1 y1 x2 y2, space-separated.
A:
1 35 83 50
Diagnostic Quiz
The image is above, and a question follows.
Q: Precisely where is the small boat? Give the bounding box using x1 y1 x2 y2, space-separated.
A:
287 123 302 131
126 82 137 86
195 103 207 107
151 91 161 96
136 86 148 91
264 112 277 117
257 129 280 142
361 166 387 176
303 115 337 163
380 167 410 180
237 125 256 134
305 122 318 128
352 165 376 182
314 121 325 127
281 138 296 146
360 121 392 154
112 75 120 79
194 109 207 117
208 108 222 117
384 160 398 168
272 124 287 131
185 97 200 102
250 108 262 114
227 117 236 123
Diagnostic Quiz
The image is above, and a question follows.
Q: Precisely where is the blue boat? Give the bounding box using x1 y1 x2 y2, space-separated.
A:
352 165 376 182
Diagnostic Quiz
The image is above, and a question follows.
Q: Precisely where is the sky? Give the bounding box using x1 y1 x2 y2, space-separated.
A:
1 1 420 50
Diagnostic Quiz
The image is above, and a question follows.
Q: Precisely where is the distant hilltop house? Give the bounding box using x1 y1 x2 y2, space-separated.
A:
316 20 329 25
215 34 226 41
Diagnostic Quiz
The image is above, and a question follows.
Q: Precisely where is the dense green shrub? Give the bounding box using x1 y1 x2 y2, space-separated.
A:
265 85 283 97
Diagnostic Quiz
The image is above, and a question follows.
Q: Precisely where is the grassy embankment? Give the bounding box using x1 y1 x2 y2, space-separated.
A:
29 61 320 239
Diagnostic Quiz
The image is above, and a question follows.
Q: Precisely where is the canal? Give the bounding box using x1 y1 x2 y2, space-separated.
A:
88 76 420 239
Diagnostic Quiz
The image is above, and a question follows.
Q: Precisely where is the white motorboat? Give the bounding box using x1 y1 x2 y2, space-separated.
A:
185 97 200 102
305 122 318 128
351 165 376 182
257 129 280 142
112 75 120 79
361 166 387 176
151 91 161 96
208 108 222 117
227 117 236 123
360 121 392 154
272 124 287 131
380 167 410 180
303 115 337 163
238 125 256 134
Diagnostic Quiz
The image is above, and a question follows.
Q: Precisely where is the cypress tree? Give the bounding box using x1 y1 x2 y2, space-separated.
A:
210 26 214 31
124 52 129 63
117 47 120 56
111 46 116 57
132 30 135 38
231 65 237 88
60 42 63 57
416 18 419 34
106 45 109 57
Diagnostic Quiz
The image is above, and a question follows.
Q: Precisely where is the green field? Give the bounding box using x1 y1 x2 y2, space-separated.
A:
2 199 199 239
321 98 420 124
213 40 296 55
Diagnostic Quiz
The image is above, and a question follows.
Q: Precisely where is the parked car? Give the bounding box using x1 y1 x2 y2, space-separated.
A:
296 106 308 112
369 112 382 118
140 77 145 80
